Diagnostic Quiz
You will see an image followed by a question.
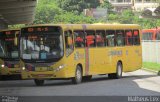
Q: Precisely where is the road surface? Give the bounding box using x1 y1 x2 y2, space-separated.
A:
0 69 160 96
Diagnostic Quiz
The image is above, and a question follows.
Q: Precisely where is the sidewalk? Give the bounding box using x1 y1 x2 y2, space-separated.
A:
142 68 160 75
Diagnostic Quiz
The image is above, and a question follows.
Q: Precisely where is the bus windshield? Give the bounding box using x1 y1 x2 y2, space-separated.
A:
0 30 19 60
20 26 63 62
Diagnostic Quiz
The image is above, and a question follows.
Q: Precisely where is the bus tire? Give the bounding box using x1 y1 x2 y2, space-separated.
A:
72 65 82 84
34 79 44 86
83 75 92 81
108 62 122 79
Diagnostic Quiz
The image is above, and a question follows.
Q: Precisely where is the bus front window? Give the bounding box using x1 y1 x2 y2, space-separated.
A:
20 27 63 62
0 31 19 60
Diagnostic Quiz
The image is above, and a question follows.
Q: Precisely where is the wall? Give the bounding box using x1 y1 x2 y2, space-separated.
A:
142 40 160 63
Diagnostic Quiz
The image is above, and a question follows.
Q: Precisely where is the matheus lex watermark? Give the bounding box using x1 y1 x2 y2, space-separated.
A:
128 96 159 102
1 96 18 102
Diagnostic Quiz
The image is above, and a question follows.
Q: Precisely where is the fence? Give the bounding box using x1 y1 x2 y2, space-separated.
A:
142 40 160 63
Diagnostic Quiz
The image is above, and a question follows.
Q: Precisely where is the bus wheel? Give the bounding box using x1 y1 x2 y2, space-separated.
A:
83 75 92 81
34 79 44 86
108 62 122 79
72 66 82 84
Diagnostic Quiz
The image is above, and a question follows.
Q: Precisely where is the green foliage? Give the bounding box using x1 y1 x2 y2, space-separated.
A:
56 0 100 14
108 10 160 29
9 0 160 29
33 0 63 24
99 0 113 13
8 24 25 29
143 62 160 71
53 12 97 24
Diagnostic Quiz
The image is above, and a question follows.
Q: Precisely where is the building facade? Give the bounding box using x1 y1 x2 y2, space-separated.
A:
108 0 159 12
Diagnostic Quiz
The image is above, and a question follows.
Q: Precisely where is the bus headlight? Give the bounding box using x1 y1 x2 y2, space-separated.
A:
1 64 4 68
22 67 25 70
54 64 65 72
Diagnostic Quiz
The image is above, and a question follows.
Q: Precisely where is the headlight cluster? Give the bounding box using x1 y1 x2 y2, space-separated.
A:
54 65 65 72
22 67 25 70
1 64 5 68
21 64 66 72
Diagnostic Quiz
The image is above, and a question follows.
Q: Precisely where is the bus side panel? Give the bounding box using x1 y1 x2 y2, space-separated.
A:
94 47 113 74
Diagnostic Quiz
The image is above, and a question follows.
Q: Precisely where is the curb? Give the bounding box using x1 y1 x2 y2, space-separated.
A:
142 68 159 75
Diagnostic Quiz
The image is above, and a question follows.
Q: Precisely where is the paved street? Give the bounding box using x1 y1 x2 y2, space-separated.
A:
0 69 160 96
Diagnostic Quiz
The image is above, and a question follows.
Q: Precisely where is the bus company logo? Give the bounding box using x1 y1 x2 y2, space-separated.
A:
108 50 122 56
74 52 85 60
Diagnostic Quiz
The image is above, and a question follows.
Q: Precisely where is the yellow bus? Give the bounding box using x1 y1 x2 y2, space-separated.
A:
0 29 20 79
20 24 142 86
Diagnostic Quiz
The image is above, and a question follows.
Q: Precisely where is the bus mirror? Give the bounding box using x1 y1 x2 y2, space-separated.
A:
67 37 73 45
14 37 18 46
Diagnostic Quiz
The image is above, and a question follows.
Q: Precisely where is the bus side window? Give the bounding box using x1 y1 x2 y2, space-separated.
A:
106 30 115 47
85 30 96 47
133 30 140 45
125 30 133 46
64 30 74 56
96 30 105 47
74 30 85 48
156 31 160 40
116 30 125 46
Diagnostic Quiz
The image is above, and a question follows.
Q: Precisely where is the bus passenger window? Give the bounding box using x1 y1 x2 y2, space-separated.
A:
133 30 140 45
116 30 125 46
125 30 133 46
85 30 96 47
96 30 105 47
65 30 74 56
156 31 160 40
74 31 85 48
106 30 115 47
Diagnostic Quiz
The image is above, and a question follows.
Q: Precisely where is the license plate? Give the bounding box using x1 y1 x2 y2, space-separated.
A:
36 67 48 71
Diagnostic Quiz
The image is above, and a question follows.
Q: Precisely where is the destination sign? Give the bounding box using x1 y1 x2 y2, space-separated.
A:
22 26 61 33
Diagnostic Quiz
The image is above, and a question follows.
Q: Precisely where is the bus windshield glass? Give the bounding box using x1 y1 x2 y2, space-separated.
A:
0 30 19 60
20 26 63 62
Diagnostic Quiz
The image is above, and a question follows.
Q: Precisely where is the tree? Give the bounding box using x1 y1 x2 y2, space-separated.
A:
56 0 101 14
53 12 97 24
33 0 63 24
99 0 113 14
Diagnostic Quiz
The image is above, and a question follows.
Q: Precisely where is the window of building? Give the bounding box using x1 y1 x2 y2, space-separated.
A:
117 0 123 2
96 30 105 47
144 0 151 3
85 30 96 47
125 30 133 46
110 0 115 3
74 30 85 48
135 0 142 3
133 30 140 45
116 30 125 46
124 0 131 2
106 30 115 47
64 30 74 56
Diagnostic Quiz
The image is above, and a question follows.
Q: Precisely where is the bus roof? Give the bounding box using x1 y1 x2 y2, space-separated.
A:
0 29 20 32
21 24 141 31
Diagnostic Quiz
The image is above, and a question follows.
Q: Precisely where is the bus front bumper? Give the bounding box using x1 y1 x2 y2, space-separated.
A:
21 69 70 80
1 67 21 75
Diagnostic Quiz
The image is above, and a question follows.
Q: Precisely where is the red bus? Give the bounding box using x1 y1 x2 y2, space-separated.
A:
142 27 160 40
